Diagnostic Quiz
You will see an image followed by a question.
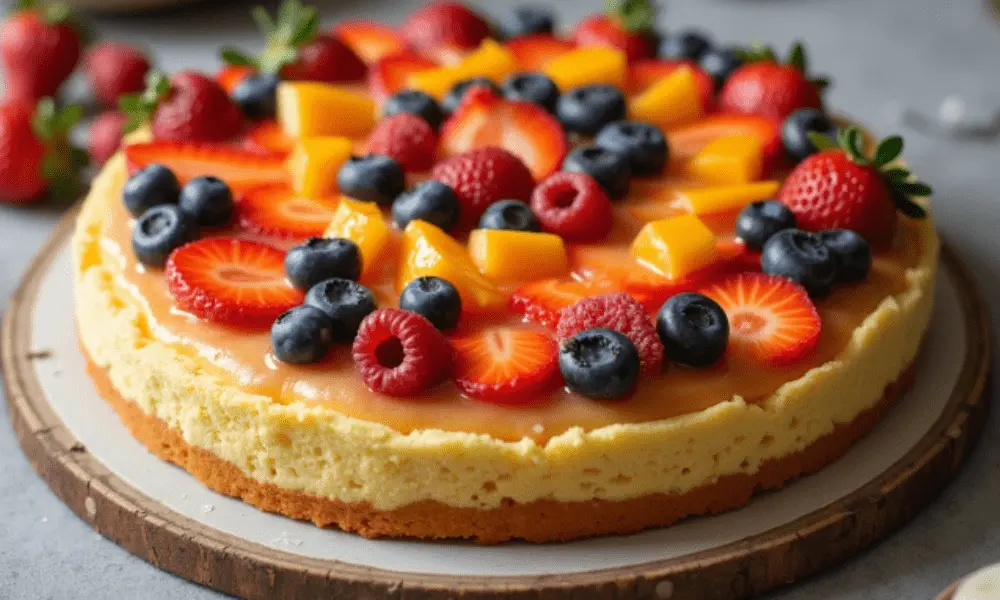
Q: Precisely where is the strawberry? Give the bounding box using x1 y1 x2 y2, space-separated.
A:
629 59 715 110
364 113 438 172
236 183 340 240
699 272 821 366
87 110 127 167
571 0 657 62
242 121 294 157
556 293 664 374
430 146 536 229
0 0 82 102
451 326 561 404
719 43 828 121
332 20 406 65
401 2 491 53
353 308 453 396
509 278 597 329
0 99 85 203
82 41 151 107
220 0 366 84
367 50 437 102
778 127 930 247
504 34 576 71
119 70 243 142
440 87 567 181
124 141 287 190
165 237 304 329
668 113 784 175
216 64 255 94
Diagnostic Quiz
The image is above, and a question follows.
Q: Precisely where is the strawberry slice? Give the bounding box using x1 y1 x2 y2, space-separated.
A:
699 272 821 366
236 183 341 241
165 238 304 329
441 87 567 180
125 142 287 191
629 59 716 110
242 121 294 157
510 278 602 329
452 326 561 404
368 50 437 102
504 34 576 71
668 113 784 175
332 20 407 65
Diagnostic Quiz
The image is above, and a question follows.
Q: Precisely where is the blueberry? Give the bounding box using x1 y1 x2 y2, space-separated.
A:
337 154 406 206
819 229 872 283
593 120 669 175
285 237 362 291
501 73 560 112
735 200 797 250
123 164 180 217
131 204 198 268
478 199 540 232
559 329 641 400
230 73 279 120
383 89 444 130
699 46 744 89
561 146 631 200
782 108 836 163
177 176 234 227
657 293 729 367
442 77 500 115
304 278 378 342
556 85 627 136
761 229 837 297
501 5 554 38
399 276 462 330
270 305 335 364
659 29 713 60
391 180 461 231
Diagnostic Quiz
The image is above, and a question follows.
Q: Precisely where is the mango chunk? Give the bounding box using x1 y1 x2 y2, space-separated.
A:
287 137 353 198
407 40 516 100
685 135 764 184
630 214 718 280
542 47 627 91
681 181 781 215
629 67 704 130
467 229 569 284
277 82 376 139
324 198 393 281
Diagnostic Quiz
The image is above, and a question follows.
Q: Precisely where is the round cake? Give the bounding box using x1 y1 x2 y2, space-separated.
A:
73 0 938 543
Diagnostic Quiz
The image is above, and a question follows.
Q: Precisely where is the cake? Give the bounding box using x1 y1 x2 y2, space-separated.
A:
73 0 937 543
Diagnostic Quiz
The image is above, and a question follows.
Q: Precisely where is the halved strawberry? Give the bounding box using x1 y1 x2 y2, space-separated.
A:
668 113 784 175
368 50 437 102
237 183 340 240
699 272 821 365
165 238 304 329
504 34 576 71
629 59 715 110
509 278 599 329
441 87 567 180
124 142 287 191
452 326 561 404
332 20 406 65
242 121 294 157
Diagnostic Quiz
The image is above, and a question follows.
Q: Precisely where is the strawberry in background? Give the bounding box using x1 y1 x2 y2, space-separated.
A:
88 110 127 167
0 0 84 102
119 70 243 142
83 41 151 108
719 42 829 121
572 0 658 62
0 98 86 203
401 2 492 54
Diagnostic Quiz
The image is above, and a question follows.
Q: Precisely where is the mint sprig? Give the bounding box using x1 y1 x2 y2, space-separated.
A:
219 0 318 75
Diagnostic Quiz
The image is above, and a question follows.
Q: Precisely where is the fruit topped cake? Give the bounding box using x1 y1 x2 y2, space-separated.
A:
73 0 937 543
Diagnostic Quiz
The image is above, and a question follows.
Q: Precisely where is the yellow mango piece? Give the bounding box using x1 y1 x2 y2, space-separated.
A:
277 82 376 139
398 220 506 312
324 198 393 281
407 40 516 100
685 135 764 184
681 181 781 215
542 47 627 91
630 214 718 280
629 67 704 129
287 137 353 197
467 229 569 284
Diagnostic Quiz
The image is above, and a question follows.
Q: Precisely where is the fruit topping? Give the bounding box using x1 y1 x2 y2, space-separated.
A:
630 214 718 280
571 0 657 62
478 199 540 232
332 20 407 65
407 40 516 101
166 238 304 328
323 198 394 281
285 237 362 291
559 329 640 400
558 85 628 137
352 308 452 396
124 141 287 189
468 229 569 284
383 89 445 130
243 121 294 156
760 229 837 297
368 50 437 102
509 278 595 328
452 326 561 403
271 305 335 364
531 172 613 243
659 30 712 61
277 81 376 139
364 112 438 172
501 73 560 113
431 146 536 229
698 46 744 89
88 110 127 167
629 66 704 130
504 34 576 71
178 176 234 228
668 113 783 173
818 229 872 283
685 134 763 184
501 6 555 38
305 278 378 341
782 108 835 163
288 136 354 198
719 42 827 121
399 276 462 331
392 180 461 231
593 120 668 176
215 65 254 94
123 164 181 217
681 181 781 215
231 73 280 120
442 77 502 115
120 70 242 142
556 293 663 374
236 183 339 240
543 46 628 92
401 1 491 52
656 292 729 367
562 146 631 200
336 154 406 206
0 0 82 102
628 59 715 111
83 41 151 108
778 126 930 246
700 272 821 366
735 200 797 250
131 205 198 268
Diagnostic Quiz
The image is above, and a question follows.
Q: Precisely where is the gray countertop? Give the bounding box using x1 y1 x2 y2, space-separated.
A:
2 0 999 598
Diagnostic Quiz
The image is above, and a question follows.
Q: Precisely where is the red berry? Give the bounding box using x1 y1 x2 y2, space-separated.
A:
352 308 452 396
0 99 81 204
237 182 340 240
401 2 491 52
451 326 561 404
571 14 656 62
556 293 664 374
364 113 438 172
83 41 151 107
0 6 82 102
88 110 127 167
530 172 613 243
430 147 535 229
281 34 367 83
153 71 243 142
124 141 287 190
719 63 821 121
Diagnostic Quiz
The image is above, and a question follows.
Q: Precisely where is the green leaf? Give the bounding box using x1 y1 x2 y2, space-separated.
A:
55 104 82 133
806 131 838 151
221 47 257 67
42 2 70 24
14 0 38 11
31 97 57 141
251 5 276 36
788 42 806 72
894 194 928 219
883 167 910 183
610 0 656 32
122 114 144 135
898 181 933 197
811 76 832 90
275 0 302 42
290 6 319 46
117 94 142 113
873 135 903 167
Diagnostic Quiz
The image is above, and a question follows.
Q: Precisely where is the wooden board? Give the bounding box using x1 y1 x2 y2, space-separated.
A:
2 205 992 600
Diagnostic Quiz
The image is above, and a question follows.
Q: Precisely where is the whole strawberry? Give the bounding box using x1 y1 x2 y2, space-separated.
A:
119 70 243 142
719 43 828 121
401 1 491 52
0 99 85 203
571 0 658 62
431 147 535 230
0 0 83 102
88 110 127 166
778 127 931 247
83 42 151 107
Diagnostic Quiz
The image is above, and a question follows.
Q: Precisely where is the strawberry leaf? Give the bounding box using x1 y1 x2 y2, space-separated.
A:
119 70 171 134
290 6 319 46
251 5 276 37
806 131 838 151
883 167 910 183
41 2 70 24
607 0 656 32
220 47 257 67
898 181 932 197
788 42 807 73
31 97 57 141
894 193 928 219
873 135 903 167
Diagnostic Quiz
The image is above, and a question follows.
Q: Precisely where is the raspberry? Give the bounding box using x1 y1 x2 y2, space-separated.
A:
352 308 452 396
431 147 535 229
365 113 438 172
556 293 664 374
530 172 613 243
